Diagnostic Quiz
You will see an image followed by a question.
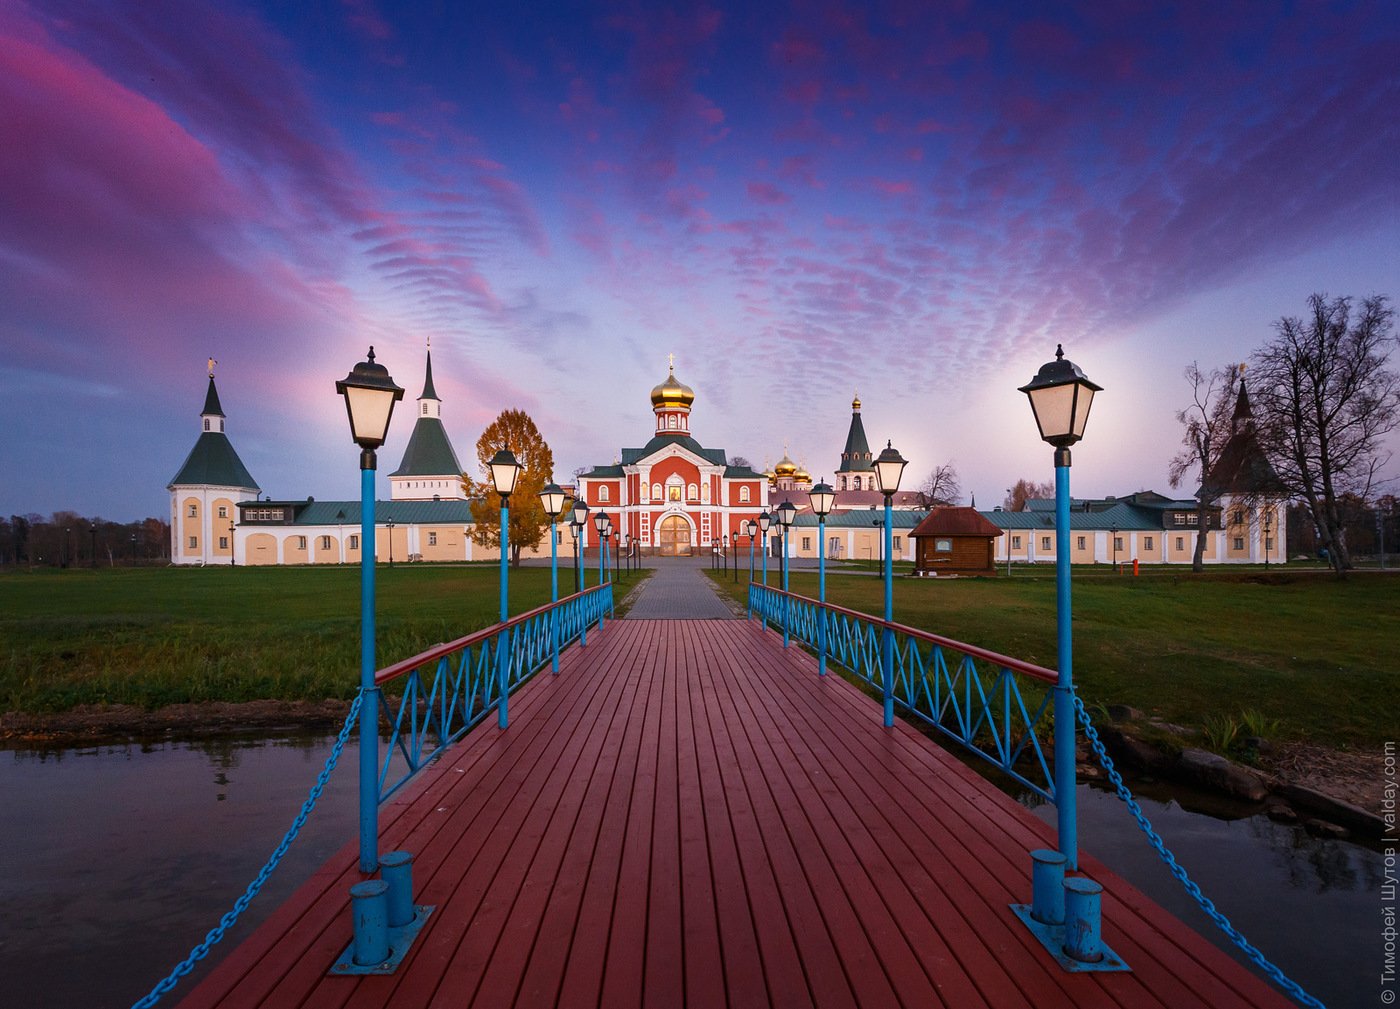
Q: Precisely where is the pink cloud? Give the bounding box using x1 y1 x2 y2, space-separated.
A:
746 181 792 205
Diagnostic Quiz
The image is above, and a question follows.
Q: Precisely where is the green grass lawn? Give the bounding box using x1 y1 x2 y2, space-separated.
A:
709 568 1398 748
0 564 623 713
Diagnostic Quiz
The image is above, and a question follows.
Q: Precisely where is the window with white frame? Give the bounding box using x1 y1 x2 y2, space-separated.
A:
1077 535 1086 550
1175 536 1184 551
320 536 332 550
219 537 228 549
296 536 307 550
893 536 902 551
189 536 198 549
1040 536 1051 551
1233 536 1244 550
935 538 952 552
188 504 198 518
687 483 697 500
218 505 228 518
652 483 662 500
599 485 609 502
1012 535 1022 549
1144 536 1154 550
802 536 811 550
1114 536 1124 551
428 532 437 546
740 486 750 503
348 535 359 550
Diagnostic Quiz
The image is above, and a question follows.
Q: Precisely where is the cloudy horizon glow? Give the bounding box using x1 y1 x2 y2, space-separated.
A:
2 0 1397 520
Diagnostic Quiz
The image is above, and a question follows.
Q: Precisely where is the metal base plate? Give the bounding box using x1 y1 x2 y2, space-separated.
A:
1010 904 1131 973
330 905 434 975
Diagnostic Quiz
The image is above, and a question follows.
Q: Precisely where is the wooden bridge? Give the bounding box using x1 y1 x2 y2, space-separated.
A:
176 614 1292 1009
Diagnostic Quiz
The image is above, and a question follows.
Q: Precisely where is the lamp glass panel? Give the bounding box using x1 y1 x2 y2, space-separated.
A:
1028 383 1076 442
345 386 396 445
490 459 521 496
573 501 590 525
875 457 906 494
540 487 566 516
810 487 835 516
1071 383 1095 439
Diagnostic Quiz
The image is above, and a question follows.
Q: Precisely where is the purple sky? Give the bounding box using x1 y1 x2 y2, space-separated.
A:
3 0 1397 520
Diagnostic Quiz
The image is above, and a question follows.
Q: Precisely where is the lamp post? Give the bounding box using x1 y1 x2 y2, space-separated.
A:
1263 511 1272 570
758 511 772 586
228 520 235 567
572 500 590 594
620 532 629 579
809 480 836 676
64 526 71 569
776 501 797 647
387 519 395 567
489 446 523 730
540 481 565 673
874 441 907 728
746 519 757 585
1110 523 1119 570
130 532 137 565
336 346 405 873
1019 343 1102 872
91 523 98 568
594 511 609 586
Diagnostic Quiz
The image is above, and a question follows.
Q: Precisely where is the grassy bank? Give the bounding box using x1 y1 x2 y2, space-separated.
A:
709 569 1398 748
0 564 624 713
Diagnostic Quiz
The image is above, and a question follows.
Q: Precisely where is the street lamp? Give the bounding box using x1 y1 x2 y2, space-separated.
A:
489 445 523 729
809 479 836 676
594 511 609 586
1019 343 1102 873
540 481 566 673
130 532 137 565
1110 523 1119 570
90 522 97 568
874 441 907 727
758 511 772 586
572 499 590 593
775 501 797 648
387 519 395 567
228 519 235 567
335 345 405 874
746 519 758 588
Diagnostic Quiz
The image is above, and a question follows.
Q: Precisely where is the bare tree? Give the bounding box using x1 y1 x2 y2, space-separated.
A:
1002 478 1053 512
1251 293 1398 575
1168 362 1240 572
728 455 753 469
917 463 962 507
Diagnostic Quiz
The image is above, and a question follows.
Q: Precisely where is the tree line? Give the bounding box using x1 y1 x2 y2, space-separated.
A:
0 513 171 567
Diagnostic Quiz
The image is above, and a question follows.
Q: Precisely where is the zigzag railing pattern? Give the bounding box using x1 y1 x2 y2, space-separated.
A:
749 583 1058 800
374 583 614 801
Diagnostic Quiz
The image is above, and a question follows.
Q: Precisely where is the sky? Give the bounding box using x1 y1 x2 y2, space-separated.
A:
2 0 1397 520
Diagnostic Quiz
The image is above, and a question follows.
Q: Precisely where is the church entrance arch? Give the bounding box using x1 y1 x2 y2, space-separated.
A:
656 514 693 556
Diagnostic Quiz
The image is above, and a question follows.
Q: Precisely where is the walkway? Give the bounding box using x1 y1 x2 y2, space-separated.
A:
622 557 738 619
177 619 1290 1009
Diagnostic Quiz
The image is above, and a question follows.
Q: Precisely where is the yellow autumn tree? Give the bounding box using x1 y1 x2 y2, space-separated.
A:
464 409 555 567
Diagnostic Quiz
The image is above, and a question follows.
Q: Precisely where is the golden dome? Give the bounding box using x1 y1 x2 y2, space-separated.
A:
852 391 862 411
774 453 797 477
794 463 811 482
650 363 695 408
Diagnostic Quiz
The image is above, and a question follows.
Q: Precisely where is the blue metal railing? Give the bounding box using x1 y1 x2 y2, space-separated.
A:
374 582 613 800
749 582 1058 800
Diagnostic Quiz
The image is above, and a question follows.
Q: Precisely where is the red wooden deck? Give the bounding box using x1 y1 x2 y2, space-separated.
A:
177 619 1292 1009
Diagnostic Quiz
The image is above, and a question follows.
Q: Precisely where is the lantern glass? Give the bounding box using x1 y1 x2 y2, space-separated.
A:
809 480 836 517
1017 344 1102 447
572 500 590 526
539 481 566 518
758 511 772 533
594 510 609 533
488 447 522 497
776 501 797 528
874 441 907 496
335 347 404 449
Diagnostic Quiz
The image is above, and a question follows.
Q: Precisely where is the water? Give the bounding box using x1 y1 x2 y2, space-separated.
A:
0 737 1383 1009
1 734 357 1009
1023 778 1383 1009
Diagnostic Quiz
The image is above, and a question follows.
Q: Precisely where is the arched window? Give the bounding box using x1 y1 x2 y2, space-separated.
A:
599 485 610 502
739 486 750 503
653 483 662 500
422 402 428 415
854 476 862 490
668 414 677 429
687 483 697 500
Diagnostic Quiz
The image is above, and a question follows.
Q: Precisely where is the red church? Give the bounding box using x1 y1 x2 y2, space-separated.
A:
576 361 769 556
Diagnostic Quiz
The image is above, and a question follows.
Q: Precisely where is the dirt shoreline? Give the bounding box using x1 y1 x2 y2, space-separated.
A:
2 700 1383 835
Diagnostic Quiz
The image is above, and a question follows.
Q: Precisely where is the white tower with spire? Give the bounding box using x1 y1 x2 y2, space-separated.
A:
167 362 260 565
389 343 467 501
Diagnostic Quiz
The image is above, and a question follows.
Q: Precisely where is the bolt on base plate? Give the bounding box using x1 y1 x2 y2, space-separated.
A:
330 905 434 976
1010 904 1132 973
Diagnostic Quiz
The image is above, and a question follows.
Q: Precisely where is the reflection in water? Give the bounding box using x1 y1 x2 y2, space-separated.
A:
1 734 356 1009
1 735 1383 1009
1004 775 1380 1009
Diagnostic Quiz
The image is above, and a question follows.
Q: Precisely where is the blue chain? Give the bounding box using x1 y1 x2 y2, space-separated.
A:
129 691 364 1009
1073 694 1325 1009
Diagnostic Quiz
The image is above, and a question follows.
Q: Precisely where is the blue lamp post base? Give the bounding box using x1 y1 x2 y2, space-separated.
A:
330 905 435 975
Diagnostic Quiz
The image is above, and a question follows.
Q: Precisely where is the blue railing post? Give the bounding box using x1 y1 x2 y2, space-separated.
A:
818 516 827 676
747 535 755 618
549 520 559 674
1053 454 1078 869
882 496 894 727
358 465 379 874
498 503 510 730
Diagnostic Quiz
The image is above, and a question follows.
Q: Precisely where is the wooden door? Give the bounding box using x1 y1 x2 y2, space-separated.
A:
658 515 691 556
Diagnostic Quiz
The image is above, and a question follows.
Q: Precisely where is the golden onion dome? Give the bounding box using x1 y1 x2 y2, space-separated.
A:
650 363 695 408
774 453 797 476
852 392 862 411
794 463 811 482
